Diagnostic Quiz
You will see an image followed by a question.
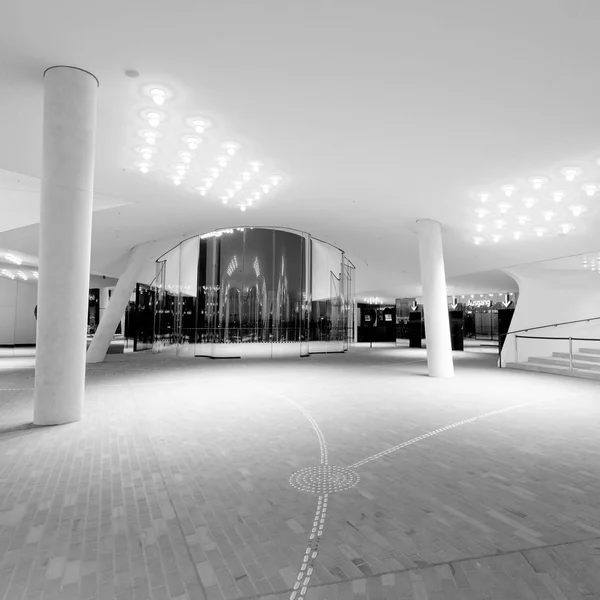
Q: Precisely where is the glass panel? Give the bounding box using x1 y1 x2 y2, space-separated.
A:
273 229 304 347
241 227 274 346
154 246 180 351
219 229 245 343
178 236 200 357
300 232 310 356
196 233 222 348
159 227 351 359
135 282 155 352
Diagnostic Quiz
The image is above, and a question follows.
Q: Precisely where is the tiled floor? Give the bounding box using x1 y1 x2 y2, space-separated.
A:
1 345 599 600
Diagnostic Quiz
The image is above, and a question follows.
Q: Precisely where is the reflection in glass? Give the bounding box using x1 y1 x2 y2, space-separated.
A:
155 227 354 357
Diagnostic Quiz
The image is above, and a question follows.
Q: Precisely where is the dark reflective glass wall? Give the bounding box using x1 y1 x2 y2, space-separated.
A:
154 226 354 357
196 228 307 343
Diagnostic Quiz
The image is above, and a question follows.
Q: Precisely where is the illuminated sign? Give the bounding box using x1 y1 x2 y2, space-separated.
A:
467 299 491 308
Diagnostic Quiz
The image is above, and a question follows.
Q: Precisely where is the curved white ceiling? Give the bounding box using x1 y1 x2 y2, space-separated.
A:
1 0 600 296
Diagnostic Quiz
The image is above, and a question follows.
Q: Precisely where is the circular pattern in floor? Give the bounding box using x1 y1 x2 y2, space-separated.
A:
289 465 360 494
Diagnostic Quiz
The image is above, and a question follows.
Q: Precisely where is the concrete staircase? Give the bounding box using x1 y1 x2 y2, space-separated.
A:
506 347 600 380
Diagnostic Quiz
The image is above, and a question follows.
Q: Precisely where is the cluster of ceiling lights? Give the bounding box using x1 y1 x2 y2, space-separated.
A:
5 253 22 265
133 86 286 211
470 164 600 245
0 268 37 281
582 254 600 275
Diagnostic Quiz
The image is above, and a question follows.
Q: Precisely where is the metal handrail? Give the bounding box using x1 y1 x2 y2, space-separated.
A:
502 334 600 372
505 315 600 337
498 316 600 368
515 335 600 341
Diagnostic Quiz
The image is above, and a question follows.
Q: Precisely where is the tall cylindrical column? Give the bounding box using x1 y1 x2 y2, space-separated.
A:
34 66 99 425
416 219 454 378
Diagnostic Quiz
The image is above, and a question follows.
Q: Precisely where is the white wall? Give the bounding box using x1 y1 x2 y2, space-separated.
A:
501 266 600 365
0 278 18 344
0 275 118 346
0 278 37 345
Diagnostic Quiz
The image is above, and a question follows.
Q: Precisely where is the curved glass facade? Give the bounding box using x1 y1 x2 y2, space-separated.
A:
154 226 355 358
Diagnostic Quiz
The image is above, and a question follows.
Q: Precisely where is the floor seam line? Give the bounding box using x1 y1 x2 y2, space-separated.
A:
238 533 600 599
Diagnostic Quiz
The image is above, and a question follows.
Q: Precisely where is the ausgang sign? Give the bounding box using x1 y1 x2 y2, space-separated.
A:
467 299 492 308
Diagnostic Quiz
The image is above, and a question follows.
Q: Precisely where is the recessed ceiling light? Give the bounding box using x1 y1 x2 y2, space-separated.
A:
515 215 531 225
521 197 538 209
241 171 251 182
194 186 208 196
149 87 167 105
178 151 193 164
221 198 228 204
189 117 212 134
136 146 156 161
208 168 221 179
569 204 587 216
476 192 491 203
173 163 188 176
552 191 566 202
528 175 549 190
182 135 202 150
491 234 502 243
143 110 163 128
581 183 599 197
222 141 241 156
513 231 523 240
269 175 283 186
475 223 485 233
240 205 247 212
498 203 512 215
500 185 517 197
475 208 489 218
137 161 152 174
248 161 264 173
542 211 556 221
139 130 162 145
493 219 506 229
560 166 582 181
533 227 546 237
232 181 243 190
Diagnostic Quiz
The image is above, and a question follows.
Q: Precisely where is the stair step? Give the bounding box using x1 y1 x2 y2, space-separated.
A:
578 348 600 355
552 352 600 363
506 362 600 381
529 356 600 371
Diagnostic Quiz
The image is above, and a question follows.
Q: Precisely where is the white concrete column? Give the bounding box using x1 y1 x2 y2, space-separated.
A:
86 244 151 363
34 66 99 426
416 219 454 378
99 287 110 322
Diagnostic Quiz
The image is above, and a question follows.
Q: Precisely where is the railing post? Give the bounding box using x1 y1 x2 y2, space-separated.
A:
569 337 573 370
498 334 502 368
514 335 518 364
